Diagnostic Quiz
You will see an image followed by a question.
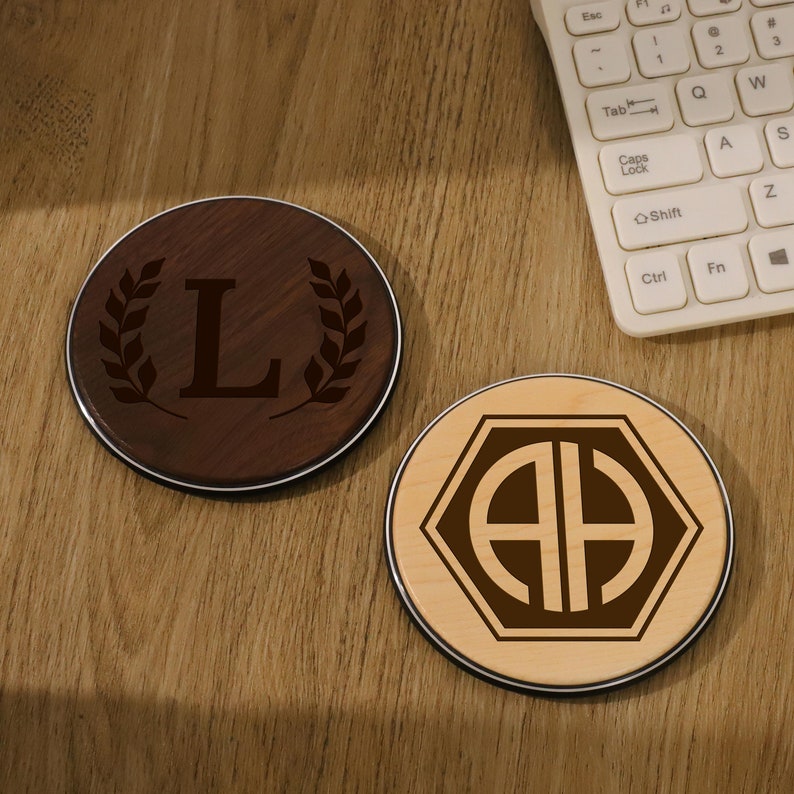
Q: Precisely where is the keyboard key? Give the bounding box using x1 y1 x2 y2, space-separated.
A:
751 8 794 59
627 0 682 26
765 117 794 167
705 125 764 176
626 251 688 314
566 3 620 35
736 65 794 116
587 84 674 140
692 18 750 69
749 230 794 293
750 0 794 7
676 75 735 126
749 174 794 227
599 134 702 194
633 28 691 77
613 184 748 250
688 0 742 15
687 242 749 303
574 36 632 87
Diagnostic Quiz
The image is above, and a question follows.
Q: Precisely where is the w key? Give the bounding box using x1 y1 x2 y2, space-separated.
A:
737 65 794 116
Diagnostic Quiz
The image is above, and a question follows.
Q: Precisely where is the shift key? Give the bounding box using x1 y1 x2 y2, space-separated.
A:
587 85 674 141
613 185 748 250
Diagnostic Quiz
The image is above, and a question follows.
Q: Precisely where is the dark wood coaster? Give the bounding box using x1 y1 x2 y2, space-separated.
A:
386 375 733 695
67 197 401 493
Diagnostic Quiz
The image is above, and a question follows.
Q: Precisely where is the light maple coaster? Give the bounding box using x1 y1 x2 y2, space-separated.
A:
386 375 733 695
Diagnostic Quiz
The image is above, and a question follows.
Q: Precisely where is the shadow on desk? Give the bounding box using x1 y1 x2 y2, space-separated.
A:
4 690 511 791
1 682 790 792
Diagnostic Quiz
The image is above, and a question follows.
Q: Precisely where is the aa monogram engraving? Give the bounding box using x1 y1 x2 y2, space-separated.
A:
99 256 366 419
421 417 702 640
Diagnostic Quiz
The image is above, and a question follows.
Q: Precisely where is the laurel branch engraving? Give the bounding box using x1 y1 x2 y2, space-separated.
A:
99 258 186 419
271 257 366 419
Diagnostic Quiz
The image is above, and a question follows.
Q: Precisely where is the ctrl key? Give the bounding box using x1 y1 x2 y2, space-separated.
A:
626 251 687 314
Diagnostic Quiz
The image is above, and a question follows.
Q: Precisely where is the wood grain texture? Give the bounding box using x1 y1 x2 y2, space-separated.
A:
68 197 399 490
388 376 730 691
0 0 791 791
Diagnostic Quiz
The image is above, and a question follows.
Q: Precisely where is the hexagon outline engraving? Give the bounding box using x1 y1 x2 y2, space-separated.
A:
420 416 703 641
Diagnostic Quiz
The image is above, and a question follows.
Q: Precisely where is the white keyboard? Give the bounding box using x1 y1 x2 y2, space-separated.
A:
531 0 794 336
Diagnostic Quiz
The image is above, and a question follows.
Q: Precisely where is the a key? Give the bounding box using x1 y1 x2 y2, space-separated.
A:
705 125 764 177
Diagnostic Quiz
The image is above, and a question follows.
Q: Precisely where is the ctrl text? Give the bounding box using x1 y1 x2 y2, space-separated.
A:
642 271 668 285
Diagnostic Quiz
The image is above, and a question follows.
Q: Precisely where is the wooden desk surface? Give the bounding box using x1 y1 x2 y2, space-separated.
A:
1 1 791 790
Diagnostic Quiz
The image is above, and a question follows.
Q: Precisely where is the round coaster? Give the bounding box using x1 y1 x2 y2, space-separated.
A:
67 197 401 493
386 375 733 695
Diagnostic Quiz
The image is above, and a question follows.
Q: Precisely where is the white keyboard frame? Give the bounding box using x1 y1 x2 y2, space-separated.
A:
531 0 794 336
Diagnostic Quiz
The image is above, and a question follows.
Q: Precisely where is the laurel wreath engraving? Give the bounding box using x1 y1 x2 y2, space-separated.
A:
271 257 366 418
99 258 186 419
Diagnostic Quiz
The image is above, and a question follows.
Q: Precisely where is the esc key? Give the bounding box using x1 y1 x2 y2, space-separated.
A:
565 2 620 36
